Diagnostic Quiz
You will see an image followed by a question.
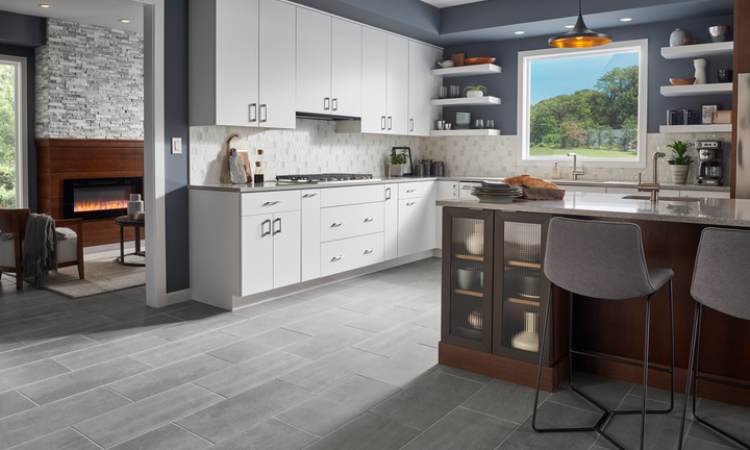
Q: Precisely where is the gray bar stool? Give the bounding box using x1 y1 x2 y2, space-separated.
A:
678 227 750 450
532 217 676 450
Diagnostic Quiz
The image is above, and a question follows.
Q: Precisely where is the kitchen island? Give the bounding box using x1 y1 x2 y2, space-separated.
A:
438 192 750 407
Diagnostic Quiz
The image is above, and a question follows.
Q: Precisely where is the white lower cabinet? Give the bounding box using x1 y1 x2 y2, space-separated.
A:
321 233 384 276
383 184 398 259
301 190 321 282
241 210 301 295
436 181 459 249
398 195 435 257
321 202 385 242
241 215 274 296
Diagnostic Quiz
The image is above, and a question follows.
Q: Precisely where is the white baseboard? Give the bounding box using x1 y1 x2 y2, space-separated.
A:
232 251 440 311
163 288 192 306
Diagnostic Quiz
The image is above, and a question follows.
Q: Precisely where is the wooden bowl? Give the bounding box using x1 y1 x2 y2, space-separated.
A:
464 57 496 65
669 77 696 85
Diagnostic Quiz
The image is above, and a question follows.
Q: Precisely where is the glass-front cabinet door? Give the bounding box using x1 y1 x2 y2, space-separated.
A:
493 212 551 363
441 208 494 352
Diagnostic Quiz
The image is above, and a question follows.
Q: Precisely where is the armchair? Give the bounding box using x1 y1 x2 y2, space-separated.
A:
0 209 84 289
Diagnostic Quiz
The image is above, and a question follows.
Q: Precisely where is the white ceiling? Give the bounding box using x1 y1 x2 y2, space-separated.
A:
0 0 143 33
420 0 486 8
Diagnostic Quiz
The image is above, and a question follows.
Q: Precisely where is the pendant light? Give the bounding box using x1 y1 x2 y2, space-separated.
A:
549 0 612 48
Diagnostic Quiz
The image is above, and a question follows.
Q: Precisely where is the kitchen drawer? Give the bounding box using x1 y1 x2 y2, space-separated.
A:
321 232 384 276
399 181 434 199
320 184 386 207
321 202 385 242
241 191 301 216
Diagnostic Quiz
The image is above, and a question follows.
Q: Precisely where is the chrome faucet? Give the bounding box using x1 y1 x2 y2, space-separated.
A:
567 152 585 180
638 152 667 203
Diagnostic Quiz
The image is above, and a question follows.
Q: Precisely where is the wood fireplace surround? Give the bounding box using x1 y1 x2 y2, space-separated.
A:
37 139 144 247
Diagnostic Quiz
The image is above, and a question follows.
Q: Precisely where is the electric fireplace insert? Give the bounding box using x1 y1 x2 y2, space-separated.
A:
63 177 143 220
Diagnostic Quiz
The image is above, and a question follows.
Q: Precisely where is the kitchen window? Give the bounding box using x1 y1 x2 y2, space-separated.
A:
518 40 648 166
0 55 27 208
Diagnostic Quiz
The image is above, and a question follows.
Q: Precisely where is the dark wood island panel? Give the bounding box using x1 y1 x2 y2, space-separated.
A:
441 207 750 407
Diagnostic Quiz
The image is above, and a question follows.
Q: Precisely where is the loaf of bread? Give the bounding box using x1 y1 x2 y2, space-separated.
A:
504 174 559 190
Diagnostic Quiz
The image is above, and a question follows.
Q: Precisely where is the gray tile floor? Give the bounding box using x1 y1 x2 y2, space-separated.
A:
0 258 747 449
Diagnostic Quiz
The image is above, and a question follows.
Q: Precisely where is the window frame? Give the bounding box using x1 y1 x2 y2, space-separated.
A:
517 39 648 168
0 55 28 208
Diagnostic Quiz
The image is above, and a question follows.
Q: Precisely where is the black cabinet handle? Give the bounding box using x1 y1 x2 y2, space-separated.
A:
261 219 271 237
272 218 282 235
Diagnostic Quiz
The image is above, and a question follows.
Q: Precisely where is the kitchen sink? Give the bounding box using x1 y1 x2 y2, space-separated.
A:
621 195 701 202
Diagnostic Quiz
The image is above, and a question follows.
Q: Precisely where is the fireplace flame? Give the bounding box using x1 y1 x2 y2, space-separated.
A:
74 199 129 213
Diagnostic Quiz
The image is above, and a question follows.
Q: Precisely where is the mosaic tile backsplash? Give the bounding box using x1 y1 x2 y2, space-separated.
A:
35 19 144 139
189 120 731 185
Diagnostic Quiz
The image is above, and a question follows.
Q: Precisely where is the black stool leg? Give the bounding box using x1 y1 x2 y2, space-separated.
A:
681 304 750 450
639 295 652 450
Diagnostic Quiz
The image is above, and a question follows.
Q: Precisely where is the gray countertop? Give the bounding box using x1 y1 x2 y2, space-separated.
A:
189 177 730 193
437 193 750 228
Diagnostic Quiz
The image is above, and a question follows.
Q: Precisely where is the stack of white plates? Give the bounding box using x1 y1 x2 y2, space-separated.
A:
472 181 522 204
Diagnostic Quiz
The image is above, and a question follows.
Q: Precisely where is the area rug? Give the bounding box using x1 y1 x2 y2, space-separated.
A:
44 247 145 298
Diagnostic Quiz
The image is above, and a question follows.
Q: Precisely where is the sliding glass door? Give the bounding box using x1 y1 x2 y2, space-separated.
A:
0 56 25 208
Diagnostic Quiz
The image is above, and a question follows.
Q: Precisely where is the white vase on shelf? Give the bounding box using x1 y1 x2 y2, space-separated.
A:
511 312 539 352
694 58 707 84
465 223 484 255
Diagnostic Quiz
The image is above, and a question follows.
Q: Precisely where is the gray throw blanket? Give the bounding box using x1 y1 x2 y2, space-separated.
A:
23 213 57 287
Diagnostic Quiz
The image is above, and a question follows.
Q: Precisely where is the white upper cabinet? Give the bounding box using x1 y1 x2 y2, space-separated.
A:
386 34 409 135
330 18 362 117
189 0 295 129
258 0 296 129
296 8 332 115
409 41 441 136
297 10 362 117
361 27 388 133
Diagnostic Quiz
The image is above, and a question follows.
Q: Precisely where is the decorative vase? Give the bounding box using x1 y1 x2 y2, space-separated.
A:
708 25 729 42
467 310 483 330
669 28 690 47
670 164 689 185
465 89 484 98
127 194 144 219
511 312 539 352
694 58 707 84
465 223 484 255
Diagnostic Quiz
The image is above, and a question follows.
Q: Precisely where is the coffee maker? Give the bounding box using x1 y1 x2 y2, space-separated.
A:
696 140 723 185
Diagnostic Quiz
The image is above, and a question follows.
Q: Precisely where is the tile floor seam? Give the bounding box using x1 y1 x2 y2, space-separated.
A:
170 420 218 446
456 405 523 427
12 388 40 407
272 414 324 439
395 401 482 450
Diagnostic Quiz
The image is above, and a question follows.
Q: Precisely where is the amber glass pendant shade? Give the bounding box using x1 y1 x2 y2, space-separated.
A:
548 2 612 48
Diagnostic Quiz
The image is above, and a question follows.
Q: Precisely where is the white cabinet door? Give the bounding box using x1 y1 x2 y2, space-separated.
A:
215 0 259 127
386 34 409 135
300 190 321 282
296 8 331 115
361 28 388 134
272 210 301 289
398 196 434 256
331 18 362 118
259 0 296 129
241 214 274 296
408 41 440 136
383 184 398 260
436 181 458 249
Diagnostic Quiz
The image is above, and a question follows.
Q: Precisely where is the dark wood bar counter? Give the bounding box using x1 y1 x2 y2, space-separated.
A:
438 193 750 407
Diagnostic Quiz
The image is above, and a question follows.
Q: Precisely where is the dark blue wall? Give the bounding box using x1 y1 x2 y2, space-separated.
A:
442 14 733 135
0 11 45 211
164 0 190 293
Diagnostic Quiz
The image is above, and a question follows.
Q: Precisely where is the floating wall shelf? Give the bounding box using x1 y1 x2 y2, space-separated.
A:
661 41 734 59
660 83 732 97
431 96 501 106
431 64 502 77
659 124 732 134
430 129 501 137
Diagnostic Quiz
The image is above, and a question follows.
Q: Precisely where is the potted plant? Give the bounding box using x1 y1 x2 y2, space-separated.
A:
464 84 487 98
667 140 692 184
387 148 408 177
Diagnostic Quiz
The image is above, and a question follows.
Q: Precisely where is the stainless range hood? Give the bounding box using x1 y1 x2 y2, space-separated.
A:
736 73 750 198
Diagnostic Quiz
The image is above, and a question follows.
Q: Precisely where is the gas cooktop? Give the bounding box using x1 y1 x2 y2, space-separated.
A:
276 173 376 184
